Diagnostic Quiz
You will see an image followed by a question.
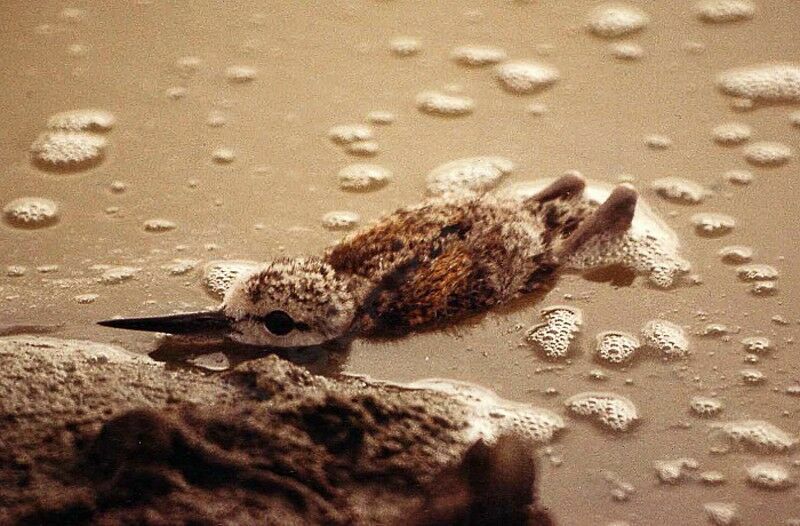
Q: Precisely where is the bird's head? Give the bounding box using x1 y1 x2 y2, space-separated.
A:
99 257 359 348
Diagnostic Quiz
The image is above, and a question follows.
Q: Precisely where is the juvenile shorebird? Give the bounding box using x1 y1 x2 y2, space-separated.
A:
99 175 638 348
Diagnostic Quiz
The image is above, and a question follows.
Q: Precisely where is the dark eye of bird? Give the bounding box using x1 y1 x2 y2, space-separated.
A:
262 310 295 336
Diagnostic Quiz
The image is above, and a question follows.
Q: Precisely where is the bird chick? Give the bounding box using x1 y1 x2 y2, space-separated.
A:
99 175 638 348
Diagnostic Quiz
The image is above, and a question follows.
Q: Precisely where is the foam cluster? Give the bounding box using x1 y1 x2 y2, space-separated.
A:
3 197 59 229
224 65 257 83
717 63 800 103
690 396 724 417
524 306 582 359
564 391 639 432
696 0 756 22
328 124 374 145
719 245 753 263
641 319 690 358
736 263 778 281
712 122 752 145
741 335 772 353
495 60 560 94
143 218 177 233
202 260 260 299
746 462 795 490
691 212 735 237
651 177 708 204
337 163 391 191
389 36 422 57
451 45 507 67
408 379 566 444
416 91 475 116
711 420 798 453
595 330 640 365
586 4 650 38
98 266 140 285
426 156 514 197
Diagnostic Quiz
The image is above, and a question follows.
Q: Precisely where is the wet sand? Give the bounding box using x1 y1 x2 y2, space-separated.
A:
1 1 799 524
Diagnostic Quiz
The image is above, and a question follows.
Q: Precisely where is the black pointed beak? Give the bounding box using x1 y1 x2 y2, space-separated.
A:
97 310 231 335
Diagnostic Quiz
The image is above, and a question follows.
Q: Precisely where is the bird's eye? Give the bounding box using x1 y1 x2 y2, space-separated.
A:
262 310 295 336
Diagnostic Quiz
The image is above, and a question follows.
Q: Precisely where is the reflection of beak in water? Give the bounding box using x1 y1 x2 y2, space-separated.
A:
146 333 351 376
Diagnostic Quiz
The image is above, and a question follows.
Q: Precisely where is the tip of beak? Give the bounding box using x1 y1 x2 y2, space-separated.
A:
96 311 230 335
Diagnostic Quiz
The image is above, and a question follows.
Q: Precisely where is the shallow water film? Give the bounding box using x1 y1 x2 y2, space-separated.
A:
1 1 799 524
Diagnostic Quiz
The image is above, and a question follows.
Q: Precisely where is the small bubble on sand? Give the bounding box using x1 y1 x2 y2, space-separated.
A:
587 4 650 38
652 177 707 204
143 219 177 233
345 140 380 157
3 197 59 229
691 212 735 237
719 245 753 263
495 60 560 94
609 41 644 60
644 134 671 149
337 163 391 191
162 259 200 276
712 122 751 145
212 147 236 164
641 319 690 358
743 141 792 167
366 110 395 125
696 0 756 23
525 306 582 359
329 124 374 144
202 260 260 299
426 156 514 197
98 266 140 285
389 36 422 57
225 65 257 83
717 63 800 104
30 131 107 172
565 391 639 432
690 396 724 417
740 368 765 384
321 211 360 231
451 45 507 67
746 463 795 490
704 502 738 526
47 109 115 132
724 169 754 185
416 91 475 116
595 331 640 365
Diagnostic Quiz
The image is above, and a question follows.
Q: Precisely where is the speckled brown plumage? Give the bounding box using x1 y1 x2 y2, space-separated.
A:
323 175 621 336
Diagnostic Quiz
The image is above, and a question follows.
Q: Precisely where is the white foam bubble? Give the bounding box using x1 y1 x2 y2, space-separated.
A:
416 91 475 116
451 45 507 67
345 140 379 157
736 263 778 281
328 124 374 144
595 330 640 365
690 396 724 417
366 111 395 125
712 122 752 145
741 335 772 353
426 156 514 197
495 60 560 94
3 197 59 229
609 41 644 60
740 368 765 384
337 163 391 191
743 141 792 166
225 65 257 83
641 319 690 358
696 0 756 23
587 4 650 38
723 169 754 185
746 462 795 490
389 36 422 56
143 219 177 233
565 391 639 432
654 458 699 484
525 306 582 359
212 147 236 164
98 266 140 285
717 63 800 103
644 134 671 150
